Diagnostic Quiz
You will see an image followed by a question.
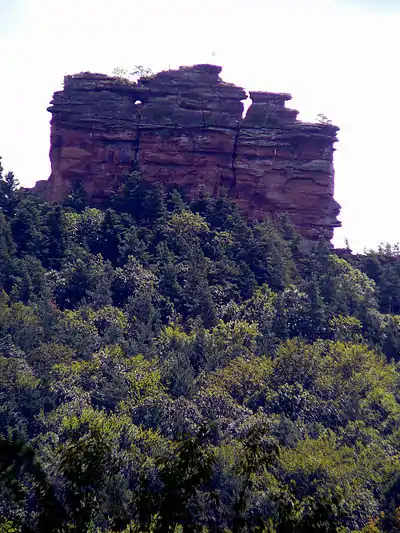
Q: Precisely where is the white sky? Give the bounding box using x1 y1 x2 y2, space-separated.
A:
1 0 399 251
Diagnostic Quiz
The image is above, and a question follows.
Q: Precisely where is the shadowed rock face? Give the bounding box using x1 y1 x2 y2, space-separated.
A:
35 64 341 241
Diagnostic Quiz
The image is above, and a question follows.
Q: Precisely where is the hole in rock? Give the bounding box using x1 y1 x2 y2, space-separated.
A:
241 90 252 119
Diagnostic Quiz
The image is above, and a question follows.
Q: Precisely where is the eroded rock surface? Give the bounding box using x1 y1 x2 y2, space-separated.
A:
36 64 341 240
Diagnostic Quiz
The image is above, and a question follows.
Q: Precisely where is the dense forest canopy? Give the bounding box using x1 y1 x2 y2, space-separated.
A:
1 158 400 532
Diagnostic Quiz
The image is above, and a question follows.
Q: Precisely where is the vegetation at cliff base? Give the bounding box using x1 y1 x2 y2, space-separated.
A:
1 161 400 531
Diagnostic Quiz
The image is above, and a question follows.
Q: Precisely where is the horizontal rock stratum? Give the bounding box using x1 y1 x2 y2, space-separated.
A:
34 64 341 240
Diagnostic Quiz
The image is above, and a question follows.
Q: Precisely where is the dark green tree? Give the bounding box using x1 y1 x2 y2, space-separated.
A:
0 159 20 217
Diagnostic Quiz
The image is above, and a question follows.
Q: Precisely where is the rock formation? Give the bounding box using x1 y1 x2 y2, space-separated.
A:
35 64 341 240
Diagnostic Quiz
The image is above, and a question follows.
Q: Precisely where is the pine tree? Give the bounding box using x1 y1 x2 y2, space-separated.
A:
0 158 19 217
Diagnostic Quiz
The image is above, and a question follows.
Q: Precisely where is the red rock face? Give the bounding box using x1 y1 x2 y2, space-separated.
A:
35 64 341 241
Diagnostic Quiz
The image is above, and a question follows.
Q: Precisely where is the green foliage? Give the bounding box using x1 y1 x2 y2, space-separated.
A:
0 158 20 217
0 161 400 531
112 65 154 80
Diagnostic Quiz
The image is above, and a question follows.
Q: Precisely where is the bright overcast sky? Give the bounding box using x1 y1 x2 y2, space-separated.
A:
1 0 399 251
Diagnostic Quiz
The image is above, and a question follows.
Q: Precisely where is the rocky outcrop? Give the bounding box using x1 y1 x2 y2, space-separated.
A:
36 64 341 240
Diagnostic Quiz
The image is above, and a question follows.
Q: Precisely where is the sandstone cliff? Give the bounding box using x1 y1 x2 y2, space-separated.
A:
35 64 341 240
